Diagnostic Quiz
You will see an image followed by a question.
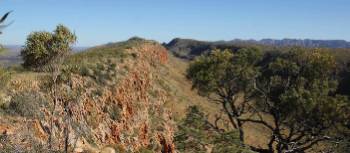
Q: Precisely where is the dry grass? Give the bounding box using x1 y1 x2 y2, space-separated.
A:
161 53 220 121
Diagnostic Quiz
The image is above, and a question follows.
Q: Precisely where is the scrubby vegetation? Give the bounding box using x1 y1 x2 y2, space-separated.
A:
4 91 46 118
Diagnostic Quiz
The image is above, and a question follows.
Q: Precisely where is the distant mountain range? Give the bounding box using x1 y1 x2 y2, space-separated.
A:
165 38 350 59
231 38 350 48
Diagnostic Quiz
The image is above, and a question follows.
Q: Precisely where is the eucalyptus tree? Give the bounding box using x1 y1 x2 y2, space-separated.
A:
253 48 350 153
187 48 265 152
188 47 350 153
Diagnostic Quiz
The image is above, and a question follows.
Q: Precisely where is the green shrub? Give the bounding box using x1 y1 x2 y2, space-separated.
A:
4 91 47 118
81 61 117 85
21 24 77 70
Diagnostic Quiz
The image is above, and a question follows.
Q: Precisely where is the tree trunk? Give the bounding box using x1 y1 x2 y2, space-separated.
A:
267 134 276 153
236 119 244 142
222 102 238 129
64 125 69 153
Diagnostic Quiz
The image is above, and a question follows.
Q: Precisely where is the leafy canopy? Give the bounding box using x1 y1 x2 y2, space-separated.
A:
187 48 262 96
254 48 350 152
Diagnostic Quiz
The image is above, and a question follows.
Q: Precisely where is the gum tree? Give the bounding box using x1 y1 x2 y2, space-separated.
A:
253 48 350 153
187 47 350 153
187 48 265 152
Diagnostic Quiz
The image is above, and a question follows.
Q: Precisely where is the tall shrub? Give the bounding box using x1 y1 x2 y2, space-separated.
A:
21 24 77 70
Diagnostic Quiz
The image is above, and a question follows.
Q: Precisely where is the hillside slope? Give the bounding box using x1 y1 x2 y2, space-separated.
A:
0 38 176 152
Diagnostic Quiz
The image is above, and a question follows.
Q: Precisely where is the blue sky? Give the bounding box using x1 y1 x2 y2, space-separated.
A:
0 0 349 46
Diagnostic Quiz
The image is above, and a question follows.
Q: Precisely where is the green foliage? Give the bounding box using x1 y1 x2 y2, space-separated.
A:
255 48 350 152
77 60 118 86
211 131 249 153
175 106 254 153
187 49 233 94
187 46 350 152
186 48 263 152
175 106 212 153
187 48 262 95
337 138 350 153
21 24 77 70
260 49 345 128
2 91 47 119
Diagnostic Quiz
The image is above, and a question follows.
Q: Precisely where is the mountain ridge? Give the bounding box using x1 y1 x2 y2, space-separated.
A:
169 38 350 48
165 38 350 60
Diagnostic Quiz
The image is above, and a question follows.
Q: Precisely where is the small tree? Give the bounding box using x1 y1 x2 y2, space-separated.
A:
188 47 350 153
21 24 77 70
20 25 78 151
187 48 263 151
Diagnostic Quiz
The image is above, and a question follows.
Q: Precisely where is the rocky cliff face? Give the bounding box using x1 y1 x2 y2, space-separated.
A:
0 39 175 153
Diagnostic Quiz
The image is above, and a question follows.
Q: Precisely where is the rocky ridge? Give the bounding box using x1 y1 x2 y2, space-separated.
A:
0 39 175 153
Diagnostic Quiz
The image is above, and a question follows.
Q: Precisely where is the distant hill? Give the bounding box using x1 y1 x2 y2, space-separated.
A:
165 38 242 59
165 38 350 59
